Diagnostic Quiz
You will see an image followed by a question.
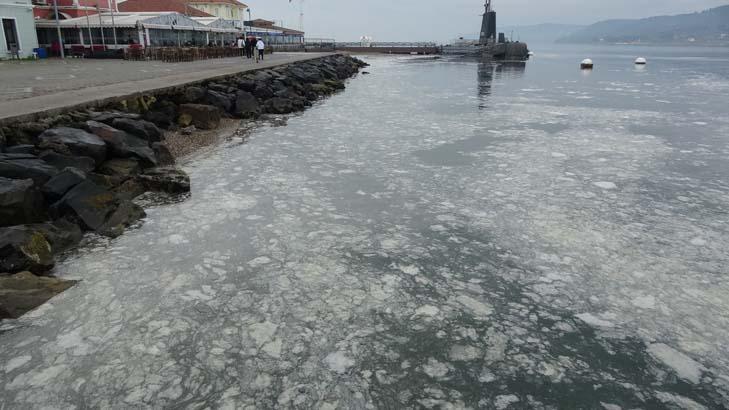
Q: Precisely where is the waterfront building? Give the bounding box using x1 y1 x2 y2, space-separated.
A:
187 0 247 22
245 18 303 48
0 0 39 59
118 0 247 29
31 0 302 54
119 1 303 48
34 11 240 50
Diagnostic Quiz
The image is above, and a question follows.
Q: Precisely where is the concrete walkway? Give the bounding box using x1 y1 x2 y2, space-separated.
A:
0 53 331 123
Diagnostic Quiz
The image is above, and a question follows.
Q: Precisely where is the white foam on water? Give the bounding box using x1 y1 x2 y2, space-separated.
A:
5 356 31 373
593 181 617 190
422 358 450 379
414 305 440 317
648 343 704 384
576 313 614 328
324 351 355 374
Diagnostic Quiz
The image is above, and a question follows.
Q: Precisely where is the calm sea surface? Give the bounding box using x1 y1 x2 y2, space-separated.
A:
1 45 729 408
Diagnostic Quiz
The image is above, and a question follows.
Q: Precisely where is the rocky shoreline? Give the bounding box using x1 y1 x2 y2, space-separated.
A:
0 54 367 319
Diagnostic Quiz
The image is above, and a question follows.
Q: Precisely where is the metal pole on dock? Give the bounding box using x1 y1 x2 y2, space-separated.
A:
108 0 118 46
52 0 65 58
85 6 94 50
97 5 106 47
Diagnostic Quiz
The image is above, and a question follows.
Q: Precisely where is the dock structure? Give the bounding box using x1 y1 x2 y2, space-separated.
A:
335 42 441 55
0 53 332 124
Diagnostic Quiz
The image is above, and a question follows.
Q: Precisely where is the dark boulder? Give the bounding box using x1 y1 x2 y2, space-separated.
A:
39 151 96 174
98 158 141 178
237 79 257 92
87 172 126 190
4 145 35 155
0 226 54 274
234 91 261 118
144 100 178 129
183 86 207 103
324 79 345 91
111 118 163 142
41 168 87 202
0 128 6 151
67 111 91 123
89 111 142 125
252 71 274 83
253 84 274 100
52 180 116 231
274 89 308 106
152 142 175 166
28 219 83 253
179 104 221 130
113 178 146 201
205 90 234 114
0 177 45 227
309 83 334 95
5 122 49 146
97 200 145 238
0 153 58 186
288 66 323 84
272 80 290 93
138 167 191 195
0 271 77 319
38 127 107 165
86 121 156 167
144 111 174 130
52 180 145 236
264 97 297 114
208 83 236 94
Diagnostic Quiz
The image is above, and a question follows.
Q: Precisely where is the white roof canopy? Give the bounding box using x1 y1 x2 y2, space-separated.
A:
35 12 240 33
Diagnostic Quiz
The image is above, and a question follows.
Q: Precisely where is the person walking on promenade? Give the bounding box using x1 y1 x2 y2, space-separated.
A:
256 38 265 62
237 36 245 58
246 36 255 59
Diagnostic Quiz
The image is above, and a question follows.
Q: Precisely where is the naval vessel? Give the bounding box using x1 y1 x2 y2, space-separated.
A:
442 0 530 59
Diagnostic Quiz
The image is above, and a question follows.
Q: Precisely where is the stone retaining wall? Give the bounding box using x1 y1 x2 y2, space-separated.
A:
0 54 368 319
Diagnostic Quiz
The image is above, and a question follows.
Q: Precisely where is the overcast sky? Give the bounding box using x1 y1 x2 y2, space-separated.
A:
248 0 728 42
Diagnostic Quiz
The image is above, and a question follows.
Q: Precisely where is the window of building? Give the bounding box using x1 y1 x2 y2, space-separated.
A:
2 18 20 51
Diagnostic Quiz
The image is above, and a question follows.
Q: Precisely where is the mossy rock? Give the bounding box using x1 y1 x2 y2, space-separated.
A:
0 227 55 274
178 113 193 127
0 271 77 319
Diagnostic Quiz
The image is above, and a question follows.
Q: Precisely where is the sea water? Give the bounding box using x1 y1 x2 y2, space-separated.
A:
1 45 728 408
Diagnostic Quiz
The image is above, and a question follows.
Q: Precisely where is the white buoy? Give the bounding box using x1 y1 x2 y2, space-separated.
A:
635 57 647 65
581 58 594 69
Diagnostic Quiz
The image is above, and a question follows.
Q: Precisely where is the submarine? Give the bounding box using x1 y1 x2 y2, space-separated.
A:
442 0 530 60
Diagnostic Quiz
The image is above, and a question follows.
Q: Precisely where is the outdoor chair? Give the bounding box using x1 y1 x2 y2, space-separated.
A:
125 44 144 61
70 46 86 58
8 44 20 60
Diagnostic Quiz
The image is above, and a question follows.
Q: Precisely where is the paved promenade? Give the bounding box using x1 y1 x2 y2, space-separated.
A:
0 53 331 123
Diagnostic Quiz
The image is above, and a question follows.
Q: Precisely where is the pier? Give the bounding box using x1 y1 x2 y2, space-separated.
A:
0 53 332 125
336 42 441 55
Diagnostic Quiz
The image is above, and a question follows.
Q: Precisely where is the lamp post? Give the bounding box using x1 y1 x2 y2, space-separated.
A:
52 0 65 58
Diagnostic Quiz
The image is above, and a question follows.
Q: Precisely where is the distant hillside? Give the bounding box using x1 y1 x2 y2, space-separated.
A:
500 24 584 44
558 5 729 45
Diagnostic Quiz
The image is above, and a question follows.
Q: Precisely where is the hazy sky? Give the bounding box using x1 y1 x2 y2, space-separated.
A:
248 0 728 42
